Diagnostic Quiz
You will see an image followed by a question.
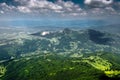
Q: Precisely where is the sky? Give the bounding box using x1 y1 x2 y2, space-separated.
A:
0 0 120 27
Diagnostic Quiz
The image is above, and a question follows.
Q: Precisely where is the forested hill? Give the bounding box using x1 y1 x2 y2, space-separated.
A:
0 28 120 61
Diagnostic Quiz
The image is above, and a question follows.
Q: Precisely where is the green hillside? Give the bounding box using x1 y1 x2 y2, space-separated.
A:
0 29 120 80
0 29 120 61
0 52 120 80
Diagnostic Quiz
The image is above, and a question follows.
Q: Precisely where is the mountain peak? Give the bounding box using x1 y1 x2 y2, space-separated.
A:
87 29 112 45
63 28 73 34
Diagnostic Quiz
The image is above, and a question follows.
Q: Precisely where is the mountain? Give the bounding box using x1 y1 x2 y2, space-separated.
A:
0 28 120 80
0 28 120 60
91 24 120 35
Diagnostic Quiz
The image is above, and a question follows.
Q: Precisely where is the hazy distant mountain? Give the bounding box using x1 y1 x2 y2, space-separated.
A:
92 24 120 35
0 28 120 60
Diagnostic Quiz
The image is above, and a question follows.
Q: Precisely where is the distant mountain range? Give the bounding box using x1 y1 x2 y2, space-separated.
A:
0 28 120 60
91 24 120 35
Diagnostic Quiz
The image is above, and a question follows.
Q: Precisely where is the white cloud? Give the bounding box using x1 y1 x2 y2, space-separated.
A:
84 0 92 5
84 0 113 7
17 6 31 13
0 10 4 14
84 0 120 16
63 1 74 8
0 0 86 17
0 3 17 15
0 0 119 17
0 3 14 11
102 0 113 5
105 7 115 12
13 0 84 17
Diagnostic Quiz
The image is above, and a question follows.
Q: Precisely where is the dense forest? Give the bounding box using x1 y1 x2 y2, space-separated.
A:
0 52 120 80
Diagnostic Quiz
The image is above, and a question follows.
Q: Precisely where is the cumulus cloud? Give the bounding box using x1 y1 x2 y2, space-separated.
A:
0 0 86 17
0 2 17 14
0 0 120 17
102 0 113 5
84 0 92 5
84 0 120 16
84 0 113 7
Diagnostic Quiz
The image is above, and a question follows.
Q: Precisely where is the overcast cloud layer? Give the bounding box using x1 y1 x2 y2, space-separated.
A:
0 0 120 18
